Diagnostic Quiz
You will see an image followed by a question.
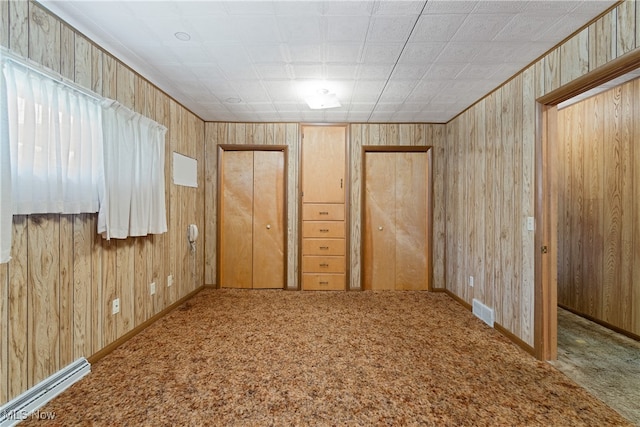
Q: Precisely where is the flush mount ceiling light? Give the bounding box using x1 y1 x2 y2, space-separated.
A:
305 88 341 110
174 31 191 41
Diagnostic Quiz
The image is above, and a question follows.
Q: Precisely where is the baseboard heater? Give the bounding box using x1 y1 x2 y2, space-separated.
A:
0 357 90 427
472 298 495 327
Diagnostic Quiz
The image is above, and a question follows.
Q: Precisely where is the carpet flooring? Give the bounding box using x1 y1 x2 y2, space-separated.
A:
24 289 631 426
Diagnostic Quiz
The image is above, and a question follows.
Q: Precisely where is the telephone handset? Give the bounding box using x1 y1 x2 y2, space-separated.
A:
187 224 198 252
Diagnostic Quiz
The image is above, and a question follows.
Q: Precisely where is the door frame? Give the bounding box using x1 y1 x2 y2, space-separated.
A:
534 49 640 360
216 144 289 289
361 146 433 291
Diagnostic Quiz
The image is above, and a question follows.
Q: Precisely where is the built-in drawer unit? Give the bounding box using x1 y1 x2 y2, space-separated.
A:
302 203 345 221
302 238 345 256
302 221 345 238
302 256 346 273
302 273 346 291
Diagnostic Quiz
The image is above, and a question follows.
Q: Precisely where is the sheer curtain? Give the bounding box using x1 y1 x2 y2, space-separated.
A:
0 61 12 263
98 100 167 240
4 60 103 215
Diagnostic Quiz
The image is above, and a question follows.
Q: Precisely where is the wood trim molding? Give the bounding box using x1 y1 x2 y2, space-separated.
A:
88 286 205 364
538 47 640 105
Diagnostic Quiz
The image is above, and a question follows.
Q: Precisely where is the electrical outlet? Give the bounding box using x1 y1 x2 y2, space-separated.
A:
527 216 535 231
167 274 173 287
469 276 474 287
150 282 156 295
112 298 120 315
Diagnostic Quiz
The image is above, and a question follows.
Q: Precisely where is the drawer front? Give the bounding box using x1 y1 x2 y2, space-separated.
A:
302 274 345 291
302 203 344 221
302 238 345 256
302 256 345 273
303 221 345 238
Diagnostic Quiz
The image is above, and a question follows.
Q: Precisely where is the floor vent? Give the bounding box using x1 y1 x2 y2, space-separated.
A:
0 357 90 427
472 299 495 327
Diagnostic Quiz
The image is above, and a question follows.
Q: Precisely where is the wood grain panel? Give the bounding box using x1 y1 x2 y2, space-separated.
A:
73 214 92 359
253 150 285 289
59 215 73 368
634 78 640 334
0 0 8 48
349 124 363 290
220 150 254 289
619 81 634 330
589 10 615 71
28 2 60 72
28 215 60 387
8 0 28 56
560 28 589 86
616 0 636 57
60 24 74 80
8 217 28 398
431 125 445 290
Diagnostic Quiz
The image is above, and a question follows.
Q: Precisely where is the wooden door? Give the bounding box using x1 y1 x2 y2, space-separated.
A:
301 126 345 203
220 150 285 289
252 151 285 289
363 151 428 291
220 151 254 288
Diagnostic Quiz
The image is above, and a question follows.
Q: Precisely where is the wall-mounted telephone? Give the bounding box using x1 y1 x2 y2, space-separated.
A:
187 224 198 252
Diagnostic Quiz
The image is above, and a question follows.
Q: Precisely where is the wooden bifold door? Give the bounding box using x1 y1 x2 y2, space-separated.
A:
363 150 431 291
219 149 285 289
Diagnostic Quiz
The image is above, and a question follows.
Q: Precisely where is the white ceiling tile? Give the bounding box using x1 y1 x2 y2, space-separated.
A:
411 14 467 42
378 80 416 102
452 14 517 42
327 16 371 42
398 43 446 64
373 1 426 16
323 1 374 16
41 0 617 124
422 1 478 14
374 103 399 112
367 16 418 42
234 15 282 43
255 64 292 80
361 43 404 64
278 16 324 42
246 44 288 63
326 64 359 80
358 64 394 80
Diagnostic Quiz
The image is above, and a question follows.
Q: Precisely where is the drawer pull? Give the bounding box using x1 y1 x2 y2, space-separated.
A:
319 229 329 232
319 281 329 285
319 263 329 267
319 211 329 215
319 246 329 250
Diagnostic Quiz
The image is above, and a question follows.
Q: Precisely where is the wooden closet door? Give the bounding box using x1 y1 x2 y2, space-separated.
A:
395 152 427 290
363 152 396 290
302 126 345 203
220 150 254 288
252 150 285 289
363 151 428 291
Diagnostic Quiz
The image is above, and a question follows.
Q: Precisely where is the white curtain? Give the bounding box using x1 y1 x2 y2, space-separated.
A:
98 101 167 240
0 61 12 263
4 60 103 215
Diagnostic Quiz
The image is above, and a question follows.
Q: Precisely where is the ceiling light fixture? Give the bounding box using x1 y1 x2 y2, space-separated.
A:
174 32 191 41
305 88 341 110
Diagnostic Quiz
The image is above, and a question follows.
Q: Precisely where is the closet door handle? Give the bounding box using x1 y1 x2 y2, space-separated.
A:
378 226 384 231
266 224 271 230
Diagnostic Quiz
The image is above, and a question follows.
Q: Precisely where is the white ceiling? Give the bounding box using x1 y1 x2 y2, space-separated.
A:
39 0 617 123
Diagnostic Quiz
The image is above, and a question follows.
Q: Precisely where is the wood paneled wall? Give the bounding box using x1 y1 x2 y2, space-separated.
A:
444 0 640 348
203 123 299 288
0 1 205 405
349 124 446 290
557 77 640 337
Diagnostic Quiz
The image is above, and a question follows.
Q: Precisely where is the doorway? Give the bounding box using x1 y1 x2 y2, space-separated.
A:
536 50 640 359
217 146 287 289
362 147 432 291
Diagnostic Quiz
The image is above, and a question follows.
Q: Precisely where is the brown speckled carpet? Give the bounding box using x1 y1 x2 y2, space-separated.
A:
25 289 631 426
